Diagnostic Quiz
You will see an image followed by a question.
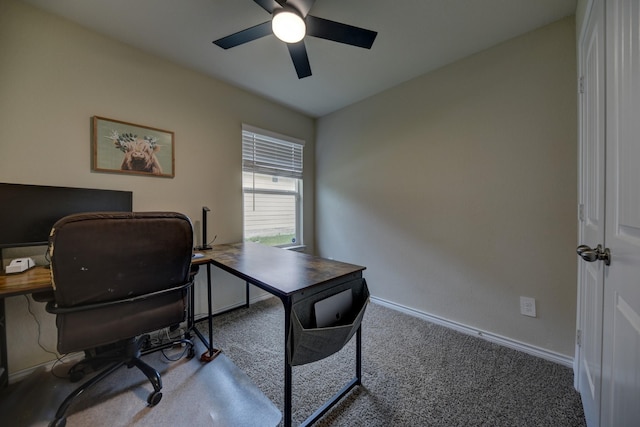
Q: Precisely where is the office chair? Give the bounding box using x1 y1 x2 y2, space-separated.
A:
40 212 196 427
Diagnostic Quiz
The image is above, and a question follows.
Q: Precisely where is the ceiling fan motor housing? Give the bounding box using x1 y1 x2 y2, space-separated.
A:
212 0 378 79
272 6 306 43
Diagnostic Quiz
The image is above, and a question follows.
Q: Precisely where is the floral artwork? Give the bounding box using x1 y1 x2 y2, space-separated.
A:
92 116 175 178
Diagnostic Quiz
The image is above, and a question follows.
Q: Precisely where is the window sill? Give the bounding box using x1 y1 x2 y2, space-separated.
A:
283 245 307 253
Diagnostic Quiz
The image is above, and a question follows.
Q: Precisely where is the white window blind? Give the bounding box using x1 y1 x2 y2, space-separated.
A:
242 125 304 247
242 127 304 180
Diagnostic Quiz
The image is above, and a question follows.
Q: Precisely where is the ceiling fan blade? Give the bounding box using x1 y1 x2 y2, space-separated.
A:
285 0 316 17
287 41 312 79
306 15 377 49
213 21 272 49
253 0 282 13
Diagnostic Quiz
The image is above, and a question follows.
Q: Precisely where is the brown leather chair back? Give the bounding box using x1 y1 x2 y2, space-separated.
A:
48 212 194 353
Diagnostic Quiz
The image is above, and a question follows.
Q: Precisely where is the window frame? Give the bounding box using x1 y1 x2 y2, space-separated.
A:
242 124 304 248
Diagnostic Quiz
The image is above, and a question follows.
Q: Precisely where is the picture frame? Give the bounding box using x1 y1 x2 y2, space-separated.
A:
92 116 175 178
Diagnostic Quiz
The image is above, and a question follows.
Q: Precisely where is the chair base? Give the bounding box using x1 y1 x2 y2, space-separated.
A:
50 334 194 427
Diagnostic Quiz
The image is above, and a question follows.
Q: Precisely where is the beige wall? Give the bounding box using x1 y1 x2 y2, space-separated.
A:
315 17 578 357
0 0 579 376
0 0 315 374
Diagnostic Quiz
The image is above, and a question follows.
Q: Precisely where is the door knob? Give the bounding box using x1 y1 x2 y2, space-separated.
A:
577 244 598 262
576 244 611 266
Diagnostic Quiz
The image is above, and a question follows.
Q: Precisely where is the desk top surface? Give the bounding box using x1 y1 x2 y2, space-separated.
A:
1 243 365 299
196 242 365 297
0 266 52 298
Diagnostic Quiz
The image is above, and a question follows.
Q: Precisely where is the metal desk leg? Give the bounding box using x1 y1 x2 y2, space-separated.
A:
298 325 362 427
356 326 362 384
187 284 194 332
0 298 8 389
192 263 221 362
207 264 213 353
283 297 293 427
245 281 250 308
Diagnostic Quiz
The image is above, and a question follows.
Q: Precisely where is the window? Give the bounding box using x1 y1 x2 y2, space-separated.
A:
242 125 304 248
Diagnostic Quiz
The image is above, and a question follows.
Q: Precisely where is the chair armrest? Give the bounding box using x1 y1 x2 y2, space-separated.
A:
45 280 193 315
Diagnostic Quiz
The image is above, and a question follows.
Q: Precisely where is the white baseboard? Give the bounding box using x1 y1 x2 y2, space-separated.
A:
370 296 574 368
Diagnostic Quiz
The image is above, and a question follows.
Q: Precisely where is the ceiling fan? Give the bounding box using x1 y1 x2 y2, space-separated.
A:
213 0 378 79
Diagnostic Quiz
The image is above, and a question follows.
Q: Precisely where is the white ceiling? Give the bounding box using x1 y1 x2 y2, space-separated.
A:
22 0 577 118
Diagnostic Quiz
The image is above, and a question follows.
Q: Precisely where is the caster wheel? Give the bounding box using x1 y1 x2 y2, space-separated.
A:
49 417 66 427
187 346 195 359
147 391 162 406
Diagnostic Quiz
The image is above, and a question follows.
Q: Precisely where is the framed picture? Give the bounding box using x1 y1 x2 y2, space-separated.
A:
92 116 175 178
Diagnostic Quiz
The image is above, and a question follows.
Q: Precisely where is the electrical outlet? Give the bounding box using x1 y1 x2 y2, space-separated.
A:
520 296 537 317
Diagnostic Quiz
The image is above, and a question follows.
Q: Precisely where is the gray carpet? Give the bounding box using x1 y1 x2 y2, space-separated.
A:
202 297 586 426
1 298 586 426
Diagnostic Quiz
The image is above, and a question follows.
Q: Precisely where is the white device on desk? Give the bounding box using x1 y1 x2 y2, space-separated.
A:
5 257 36 274
314 289 353 328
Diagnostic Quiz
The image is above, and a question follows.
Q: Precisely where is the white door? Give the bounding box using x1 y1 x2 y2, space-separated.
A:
600 0 640 425
576 1 606 425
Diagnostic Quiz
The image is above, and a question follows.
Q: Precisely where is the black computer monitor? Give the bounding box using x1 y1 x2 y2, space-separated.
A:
0 183 133 249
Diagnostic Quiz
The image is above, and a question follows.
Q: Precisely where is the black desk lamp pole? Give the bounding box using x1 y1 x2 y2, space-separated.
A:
199 206 212 250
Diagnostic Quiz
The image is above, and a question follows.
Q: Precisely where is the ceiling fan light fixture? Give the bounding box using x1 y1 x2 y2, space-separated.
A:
272 8 306 43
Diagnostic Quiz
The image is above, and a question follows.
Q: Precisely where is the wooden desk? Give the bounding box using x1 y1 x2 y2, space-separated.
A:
200 242 365 298
0 266 52 298
198 242 366 427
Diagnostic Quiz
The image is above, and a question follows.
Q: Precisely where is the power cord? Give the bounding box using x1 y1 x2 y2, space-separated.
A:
161 345 190 362
23 294 70 379
148 327 192 362
44 246 51 265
